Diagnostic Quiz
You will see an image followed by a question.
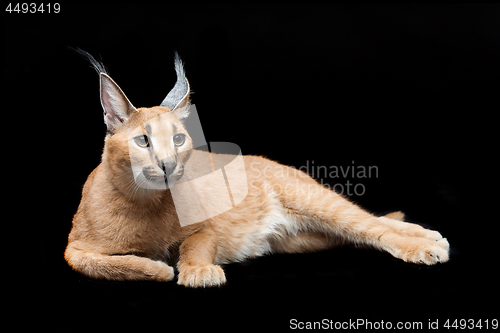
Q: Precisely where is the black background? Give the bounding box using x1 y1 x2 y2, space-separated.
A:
6 3 498 329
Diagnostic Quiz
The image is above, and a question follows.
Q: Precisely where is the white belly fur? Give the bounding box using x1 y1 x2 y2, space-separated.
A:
214 194 306 264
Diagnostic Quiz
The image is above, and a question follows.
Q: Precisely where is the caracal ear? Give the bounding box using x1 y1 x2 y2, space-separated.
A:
160 52 191 118
100 73 138 132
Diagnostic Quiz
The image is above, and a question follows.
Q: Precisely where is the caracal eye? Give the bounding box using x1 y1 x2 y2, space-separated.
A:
134 135 149 148
173 134 186 146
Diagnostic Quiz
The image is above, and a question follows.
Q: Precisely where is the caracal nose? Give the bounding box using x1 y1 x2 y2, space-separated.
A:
160 160 177 176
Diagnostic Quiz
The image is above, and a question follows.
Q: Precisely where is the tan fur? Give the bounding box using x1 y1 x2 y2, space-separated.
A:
65 93 449 288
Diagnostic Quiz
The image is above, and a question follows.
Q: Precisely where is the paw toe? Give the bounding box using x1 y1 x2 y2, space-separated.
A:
150 261 175 282
437 238 450 250
425 230 443 241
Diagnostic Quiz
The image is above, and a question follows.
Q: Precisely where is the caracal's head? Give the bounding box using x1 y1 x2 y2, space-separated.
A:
82 51 194 199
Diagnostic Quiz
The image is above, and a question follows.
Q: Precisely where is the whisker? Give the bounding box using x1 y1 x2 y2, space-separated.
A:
130 177 146 203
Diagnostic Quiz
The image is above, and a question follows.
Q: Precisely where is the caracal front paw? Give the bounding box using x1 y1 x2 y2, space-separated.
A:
177 263 227 288
395 237 450 265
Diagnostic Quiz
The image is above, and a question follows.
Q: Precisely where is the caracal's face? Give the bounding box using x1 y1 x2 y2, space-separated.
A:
105 106 193 191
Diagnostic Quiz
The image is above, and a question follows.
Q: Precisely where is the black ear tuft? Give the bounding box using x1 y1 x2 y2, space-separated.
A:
73 48 138 132
71 47 109 75
160 52 191 111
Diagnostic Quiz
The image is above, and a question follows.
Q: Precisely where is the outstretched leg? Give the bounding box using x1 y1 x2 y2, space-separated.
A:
267 164 449 264
65 241 175 281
